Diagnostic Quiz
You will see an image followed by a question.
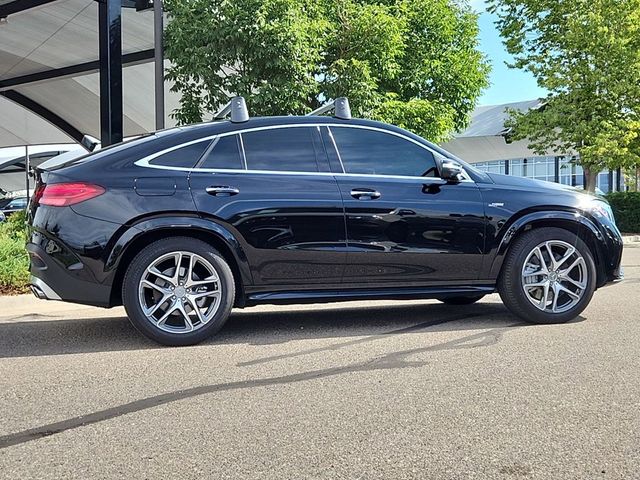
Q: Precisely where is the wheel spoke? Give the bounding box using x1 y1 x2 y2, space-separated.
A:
555 246 576 270
189 292 221 304
551 283 560 312
141 279 170 294
149 267 174 284
560 257 584 276
187 297 206 324
556 283 581 300
533 247 549 273
539 282 550 309
560 276 586 290
544 242 556 270
171 252 183 284
174 302 194 331
156 300 178 326
144 293 172 317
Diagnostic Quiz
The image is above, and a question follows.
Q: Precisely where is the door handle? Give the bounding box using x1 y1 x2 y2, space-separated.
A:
206 186 240 196
350 189 381 200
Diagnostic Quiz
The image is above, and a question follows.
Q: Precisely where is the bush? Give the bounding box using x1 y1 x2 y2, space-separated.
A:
0 210 29 293
606 192 640 234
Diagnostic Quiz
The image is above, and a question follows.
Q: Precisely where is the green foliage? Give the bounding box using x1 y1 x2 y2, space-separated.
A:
0 210 29 292
606 192 640 233
164 0 490 142
488 0 640 191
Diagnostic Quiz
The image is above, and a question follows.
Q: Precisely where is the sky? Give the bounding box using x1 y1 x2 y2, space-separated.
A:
473 1 548 106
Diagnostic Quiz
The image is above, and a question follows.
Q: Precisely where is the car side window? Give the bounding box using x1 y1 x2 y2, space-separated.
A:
330 127 438 177
241 127 322 172
199 135 243 170
150 140 211 168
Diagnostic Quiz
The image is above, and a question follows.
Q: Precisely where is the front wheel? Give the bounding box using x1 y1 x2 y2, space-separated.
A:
498 227 596 324
122 237 235 346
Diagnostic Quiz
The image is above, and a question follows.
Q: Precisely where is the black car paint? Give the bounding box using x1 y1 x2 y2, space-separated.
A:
27 116 623 308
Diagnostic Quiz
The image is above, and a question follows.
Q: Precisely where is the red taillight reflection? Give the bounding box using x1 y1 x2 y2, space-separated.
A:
39 182 106 207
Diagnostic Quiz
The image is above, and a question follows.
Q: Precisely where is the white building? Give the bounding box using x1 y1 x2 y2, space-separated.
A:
442 100 622 193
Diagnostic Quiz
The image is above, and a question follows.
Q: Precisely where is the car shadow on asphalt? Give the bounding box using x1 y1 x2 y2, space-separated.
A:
0 302 582 359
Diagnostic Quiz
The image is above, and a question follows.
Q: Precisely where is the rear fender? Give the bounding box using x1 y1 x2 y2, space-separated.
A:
105 215 253 287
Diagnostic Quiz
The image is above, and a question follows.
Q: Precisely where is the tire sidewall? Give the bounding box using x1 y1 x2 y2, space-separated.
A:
122 237 235 346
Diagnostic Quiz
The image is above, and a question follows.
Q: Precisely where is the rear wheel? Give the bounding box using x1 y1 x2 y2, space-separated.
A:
498 227 596 324
122 237 235 346
437 295 484 305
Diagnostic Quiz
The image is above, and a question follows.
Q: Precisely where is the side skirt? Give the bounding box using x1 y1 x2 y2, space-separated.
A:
244 285 495 307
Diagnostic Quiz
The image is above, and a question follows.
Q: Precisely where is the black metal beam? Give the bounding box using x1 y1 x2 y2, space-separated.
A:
98 0 123 147
0 49 154 91
0 0 57 18
0 90 85 143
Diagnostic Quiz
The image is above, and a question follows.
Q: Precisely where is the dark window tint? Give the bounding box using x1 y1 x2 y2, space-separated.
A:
242 127 320 172
199 135 243 170
331 127 437 177
151 140 210 168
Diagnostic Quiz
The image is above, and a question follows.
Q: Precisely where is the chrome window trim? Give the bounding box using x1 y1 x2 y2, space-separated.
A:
134 122 473 183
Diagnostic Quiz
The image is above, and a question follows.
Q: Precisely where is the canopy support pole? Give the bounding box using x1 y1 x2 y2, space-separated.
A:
98 0 123 147
153 0 165 131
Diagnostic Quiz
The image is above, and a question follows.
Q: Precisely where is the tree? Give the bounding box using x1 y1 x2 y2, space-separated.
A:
488 0 640 191
163 0 490 142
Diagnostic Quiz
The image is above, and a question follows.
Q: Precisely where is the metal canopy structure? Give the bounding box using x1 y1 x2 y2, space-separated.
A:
0 0 180 148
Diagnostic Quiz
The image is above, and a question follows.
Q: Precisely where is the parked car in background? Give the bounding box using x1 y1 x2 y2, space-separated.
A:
26 97 624 346
0 211 5 223
1 196 28 217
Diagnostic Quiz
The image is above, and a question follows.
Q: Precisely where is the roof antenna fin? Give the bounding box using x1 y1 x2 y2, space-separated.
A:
213 96 249 123
306 97 351 120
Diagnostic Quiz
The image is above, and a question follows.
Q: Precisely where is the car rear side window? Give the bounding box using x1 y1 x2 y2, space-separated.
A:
330 127 437 177
199 135 243 170
241 127 322 172
150 140 211 168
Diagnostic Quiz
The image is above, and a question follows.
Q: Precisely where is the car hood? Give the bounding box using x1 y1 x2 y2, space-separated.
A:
487 173 600 198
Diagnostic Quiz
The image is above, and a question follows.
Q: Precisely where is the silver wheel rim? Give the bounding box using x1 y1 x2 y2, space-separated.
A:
138 251 222 334
521 240 587 314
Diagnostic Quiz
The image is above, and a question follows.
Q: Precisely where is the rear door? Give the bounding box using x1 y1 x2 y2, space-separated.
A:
189 125 347 287
326 125 486 286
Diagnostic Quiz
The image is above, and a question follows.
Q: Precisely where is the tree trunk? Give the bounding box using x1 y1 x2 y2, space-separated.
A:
583 164 599 193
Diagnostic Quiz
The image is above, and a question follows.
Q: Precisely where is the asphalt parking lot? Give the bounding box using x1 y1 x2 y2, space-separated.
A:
0 249 639 479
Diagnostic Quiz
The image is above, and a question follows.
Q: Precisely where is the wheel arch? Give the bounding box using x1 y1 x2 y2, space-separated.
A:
490 211 608 287
106 216 252 307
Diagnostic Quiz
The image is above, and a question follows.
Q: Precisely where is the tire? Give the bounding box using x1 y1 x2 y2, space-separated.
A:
122 237 235 346
437 295 485 305
498 227 596 324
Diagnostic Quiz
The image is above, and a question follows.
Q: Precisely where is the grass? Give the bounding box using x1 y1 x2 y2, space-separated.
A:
0 210 30 295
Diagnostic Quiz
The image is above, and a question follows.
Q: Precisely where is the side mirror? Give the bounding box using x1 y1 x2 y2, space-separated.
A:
440 161 464 183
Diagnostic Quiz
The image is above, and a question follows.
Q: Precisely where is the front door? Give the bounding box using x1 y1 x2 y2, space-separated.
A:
326 125 486 287
189 125 347 287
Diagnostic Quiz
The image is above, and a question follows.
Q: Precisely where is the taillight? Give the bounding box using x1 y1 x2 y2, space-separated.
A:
38 182 106 207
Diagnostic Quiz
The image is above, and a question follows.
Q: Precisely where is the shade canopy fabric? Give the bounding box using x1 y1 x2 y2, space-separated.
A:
0 0 181 148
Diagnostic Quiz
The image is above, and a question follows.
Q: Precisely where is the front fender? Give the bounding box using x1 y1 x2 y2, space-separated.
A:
487 209 604 280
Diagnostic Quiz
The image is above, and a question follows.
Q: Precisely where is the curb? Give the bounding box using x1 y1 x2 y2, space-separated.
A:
622 235 640 245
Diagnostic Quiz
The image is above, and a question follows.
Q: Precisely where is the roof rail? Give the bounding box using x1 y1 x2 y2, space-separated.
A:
213 96 249 123
306 97 351 120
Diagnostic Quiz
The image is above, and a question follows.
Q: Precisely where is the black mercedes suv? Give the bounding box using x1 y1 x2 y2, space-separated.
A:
27 97 623 346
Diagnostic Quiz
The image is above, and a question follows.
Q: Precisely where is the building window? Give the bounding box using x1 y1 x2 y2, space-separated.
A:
473 160 506 175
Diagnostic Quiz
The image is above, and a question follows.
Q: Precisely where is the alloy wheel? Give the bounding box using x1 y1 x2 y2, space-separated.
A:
138 251 222 333
521 240 587 314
